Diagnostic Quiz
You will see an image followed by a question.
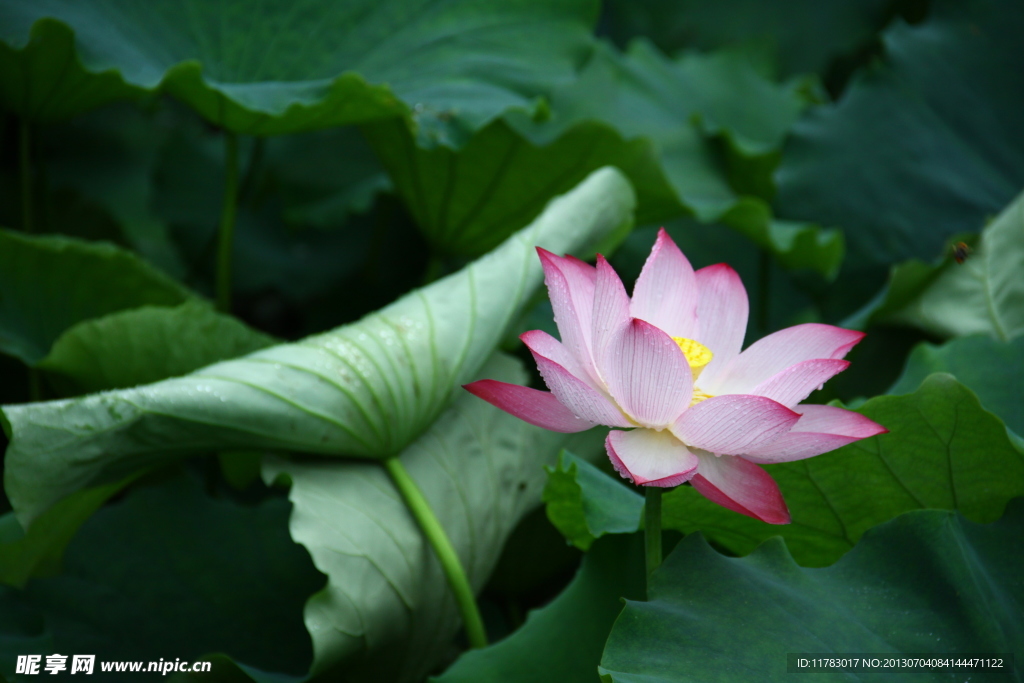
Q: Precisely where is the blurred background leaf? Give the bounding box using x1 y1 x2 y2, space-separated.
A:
36 301 275 395
433 534 645 683
0 0 599 141
890 335 1024 438
0 229 192 365
775 0 1024 315
601 0 894 77
663 374 1024 566
600 502 1024 681
0 471 323 681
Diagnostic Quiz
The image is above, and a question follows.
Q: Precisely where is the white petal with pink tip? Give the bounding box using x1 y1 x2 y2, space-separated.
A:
463 380 595 433
532 352 633 428
704 323 864 396
693 263 748 387
741 404 888 463
749 358 850 408
671 394 800 453
599 318 693 428
591 255 632 374
691 452 790 524
538 248 600 384
630 228 699 339
606 428 699 487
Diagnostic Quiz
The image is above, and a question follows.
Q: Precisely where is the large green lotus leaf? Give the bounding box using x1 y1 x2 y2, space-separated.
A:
0 18 143 122
663 373 1024 566
2 167 634 528
37 301 274 396
262 353 600 681
0 0 597 140
3 473 323 680
513 41 842 276
602 0 892 77
543 451 643 551
0 229 193 365
599 503 1024 682
363 116 676 258
370 38 841 272
776 0 1024 273
882 189 1024 341
433 534 645 683
890 336 1024 437
517 40 805 154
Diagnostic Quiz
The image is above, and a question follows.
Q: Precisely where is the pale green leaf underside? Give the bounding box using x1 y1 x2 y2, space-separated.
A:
890 335 1024 437
2 168 635 528
885 188 1024 341
265 353 584 682
0 0 597 139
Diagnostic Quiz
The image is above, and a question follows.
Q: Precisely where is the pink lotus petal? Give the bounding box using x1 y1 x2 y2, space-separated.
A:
529 346 634 428
629 228 698 339
592 255 631 369
672 394 800 454
606 428 699 487
693 263 748 387
749 358 851 408
691 452 790 524
520 329 593 390
537 248 599 382
741 404 888 464
704 323 865 396
463 380 595 433
600 318 693 428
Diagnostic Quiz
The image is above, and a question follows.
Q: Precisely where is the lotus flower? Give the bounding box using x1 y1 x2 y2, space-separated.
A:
465 229 886 524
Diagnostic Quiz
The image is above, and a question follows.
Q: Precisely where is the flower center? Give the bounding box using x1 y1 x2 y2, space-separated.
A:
671 337 713 379
672 337 714 407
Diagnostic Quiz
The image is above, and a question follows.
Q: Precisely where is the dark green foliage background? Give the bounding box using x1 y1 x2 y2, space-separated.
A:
1 0 1022 681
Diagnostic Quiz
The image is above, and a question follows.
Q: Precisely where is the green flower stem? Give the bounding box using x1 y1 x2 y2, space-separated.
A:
216 131 240 313
19 118 33 233
644 486 662 598
383 456 488 649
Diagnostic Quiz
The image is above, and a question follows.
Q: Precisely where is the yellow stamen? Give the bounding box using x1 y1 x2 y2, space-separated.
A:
690 389 714 407
671 337 713 379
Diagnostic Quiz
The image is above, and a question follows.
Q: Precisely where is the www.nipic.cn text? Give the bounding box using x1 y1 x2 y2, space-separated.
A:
15 654 213 676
